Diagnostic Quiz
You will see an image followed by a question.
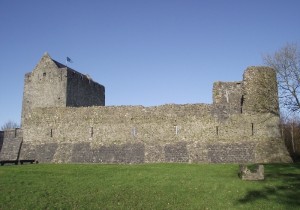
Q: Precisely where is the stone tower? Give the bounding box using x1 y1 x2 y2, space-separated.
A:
242 66 279 115
21 53 105 125
213 66 279 119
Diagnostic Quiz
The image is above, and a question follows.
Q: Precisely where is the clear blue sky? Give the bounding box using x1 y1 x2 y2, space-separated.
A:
1 0 300 127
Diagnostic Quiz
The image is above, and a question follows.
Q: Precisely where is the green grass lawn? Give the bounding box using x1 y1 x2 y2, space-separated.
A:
0 163 299 209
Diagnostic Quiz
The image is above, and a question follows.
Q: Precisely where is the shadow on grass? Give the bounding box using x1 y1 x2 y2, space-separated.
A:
238 164 300 207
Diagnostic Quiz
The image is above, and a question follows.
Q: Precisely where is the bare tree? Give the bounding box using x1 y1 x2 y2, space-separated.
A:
263 43 300 113
279 112 300 161
1 121 19 131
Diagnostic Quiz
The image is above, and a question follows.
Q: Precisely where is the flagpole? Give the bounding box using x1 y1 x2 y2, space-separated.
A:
66 57 73 69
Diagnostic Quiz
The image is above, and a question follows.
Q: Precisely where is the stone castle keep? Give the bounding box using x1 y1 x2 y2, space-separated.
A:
0 53 292 164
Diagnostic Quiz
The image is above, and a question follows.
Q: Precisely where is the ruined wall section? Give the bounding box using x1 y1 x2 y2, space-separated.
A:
212 81 243 120
66 70 105 107
21 104 291 163
212 67 279 119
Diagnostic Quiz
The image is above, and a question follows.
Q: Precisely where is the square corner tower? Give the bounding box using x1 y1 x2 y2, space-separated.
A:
21 53 105 125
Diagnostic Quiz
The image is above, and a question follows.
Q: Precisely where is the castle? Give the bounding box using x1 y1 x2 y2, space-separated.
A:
0 53 292 164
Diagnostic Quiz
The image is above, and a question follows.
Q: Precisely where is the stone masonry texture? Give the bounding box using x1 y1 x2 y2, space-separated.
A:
21 53 104 125
0 54 292 164
0 129 23 161
0 131 3 152
20 104 291 163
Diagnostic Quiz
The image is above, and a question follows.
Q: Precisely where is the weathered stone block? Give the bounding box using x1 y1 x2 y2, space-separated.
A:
0 129 23 161
164 142 189 162
71 143 93 163
19 143 37 160
207 143 255 163
35 143 58 162
145 144 164 163
92 143 145 163
238 164 264 181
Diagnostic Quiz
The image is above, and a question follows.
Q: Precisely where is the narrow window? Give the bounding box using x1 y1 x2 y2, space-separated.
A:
251 123 254 136
50 129 53 137
90 127 93 137
216 126 219 136
132 127 136 137
43 72 46 77
175 126 179 135
240 96 244 113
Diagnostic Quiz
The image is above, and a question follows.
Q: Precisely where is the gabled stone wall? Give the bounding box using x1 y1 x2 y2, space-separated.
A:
21 53 105 125
21 53 68 125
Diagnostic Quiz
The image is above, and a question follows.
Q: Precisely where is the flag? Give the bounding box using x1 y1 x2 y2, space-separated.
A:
66 57 73 63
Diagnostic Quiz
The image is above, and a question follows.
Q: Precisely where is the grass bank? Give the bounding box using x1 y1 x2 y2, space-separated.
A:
0 163 299 209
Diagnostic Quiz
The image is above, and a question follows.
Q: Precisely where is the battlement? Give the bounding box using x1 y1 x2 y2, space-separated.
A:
1 128 23 139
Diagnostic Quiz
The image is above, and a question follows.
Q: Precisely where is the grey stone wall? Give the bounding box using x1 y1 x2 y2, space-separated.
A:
207 143 255 163
20 104 291 163
66 70 105 107
0 131 3 152
164 142 189 162
0 129 23 161
212 81 243 120
213 81 243 114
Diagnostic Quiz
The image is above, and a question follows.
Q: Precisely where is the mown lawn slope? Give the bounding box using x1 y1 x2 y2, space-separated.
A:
0 163 299 209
